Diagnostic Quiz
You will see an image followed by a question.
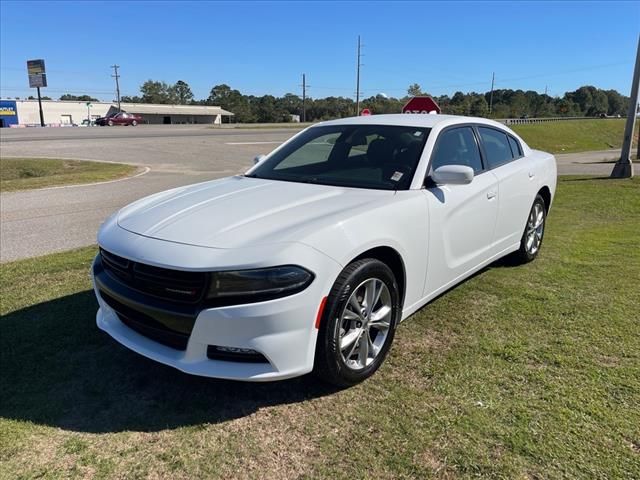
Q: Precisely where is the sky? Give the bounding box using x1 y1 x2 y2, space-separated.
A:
1 1 638 102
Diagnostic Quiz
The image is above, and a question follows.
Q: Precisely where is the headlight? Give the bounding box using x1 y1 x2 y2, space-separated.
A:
206 266 314 302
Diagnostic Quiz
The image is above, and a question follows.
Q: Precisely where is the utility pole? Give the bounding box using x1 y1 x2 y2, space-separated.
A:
301 73 307 123
355 35 362 116
488 72 495 116
544 85 548 96
611 35 639 178
111 64 121 112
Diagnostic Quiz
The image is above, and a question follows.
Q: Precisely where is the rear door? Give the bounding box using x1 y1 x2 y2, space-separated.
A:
477 127 534 252
423 126 500 296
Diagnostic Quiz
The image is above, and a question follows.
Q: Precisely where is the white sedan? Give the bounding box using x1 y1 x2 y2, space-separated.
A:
92 114 557 386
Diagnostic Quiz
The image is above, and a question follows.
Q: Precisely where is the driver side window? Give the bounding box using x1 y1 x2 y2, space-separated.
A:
430 127 483 174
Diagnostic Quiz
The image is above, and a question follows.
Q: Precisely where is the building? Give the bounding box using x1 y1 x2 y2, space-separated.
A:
105 103 233 125
0 99 233 127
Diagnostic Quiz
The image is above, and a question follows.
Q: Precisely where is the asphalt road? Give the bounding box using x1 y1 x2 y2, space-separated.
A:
0 125 623 262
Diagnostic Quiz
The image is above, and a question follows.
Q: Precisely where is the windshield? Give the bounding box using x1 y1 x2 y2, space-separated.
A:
248 124 430 190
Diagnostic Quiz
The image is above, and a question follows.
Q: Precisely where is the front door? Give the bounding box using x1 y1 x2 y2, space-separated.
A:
423 126 500 297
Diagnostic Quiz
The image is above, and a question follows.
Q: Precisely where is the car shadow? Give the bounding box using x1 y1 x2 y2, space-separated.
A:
0 290 340 433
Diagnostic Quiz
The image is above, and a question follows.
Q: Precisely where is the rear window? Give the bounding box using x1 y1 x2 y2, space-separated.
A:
478 127 514 168
508 135 523 158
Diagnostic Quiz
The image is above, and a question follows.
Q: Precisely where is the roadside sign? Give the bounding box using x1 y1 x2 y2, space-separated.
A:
28 75 46 88
402 96 440 114
27 59 47 88
361 108 371 116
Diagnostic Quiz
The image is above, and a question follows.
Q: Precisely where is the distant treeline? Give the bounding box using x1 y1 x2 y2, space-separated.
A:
84 80 632 123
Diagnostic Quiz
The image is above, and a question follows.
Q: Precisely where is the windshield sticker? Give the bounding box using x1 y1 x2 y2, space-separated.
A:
391 171 404 182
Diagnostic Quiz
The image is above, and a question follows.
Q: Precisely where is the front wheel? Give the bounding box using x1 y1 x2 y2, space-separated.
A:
107 120 114 127
512 194 546 264
314 259 401 387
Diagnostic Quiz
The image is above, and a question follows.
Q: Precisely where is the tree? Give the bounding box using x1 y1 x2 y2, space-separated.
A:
280 93 302 115
169 80 194 104
509 91 529 117
207 84 256 123
605 89 628 115
140 80 172 104
59 94 99 102
469 96 489 117
125 81 629 122
121 95 143 103
407 83 424 97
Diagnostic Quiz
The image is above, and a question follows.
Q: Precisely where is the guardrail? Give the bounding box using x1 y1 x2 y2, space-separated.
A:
501 116 621 125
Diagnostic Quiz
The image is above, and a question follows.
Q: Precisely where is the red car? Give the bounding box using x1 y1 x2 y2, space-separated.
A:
96 112 142 126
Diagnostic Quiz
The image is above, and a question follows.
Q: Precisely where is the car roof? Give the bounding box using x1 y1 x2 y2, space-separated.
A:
314 113 508 130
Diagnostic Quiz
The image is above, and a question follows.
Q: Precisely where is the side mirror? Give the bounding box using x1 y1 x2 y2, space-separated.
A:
431 165 474 185
253 154 266 165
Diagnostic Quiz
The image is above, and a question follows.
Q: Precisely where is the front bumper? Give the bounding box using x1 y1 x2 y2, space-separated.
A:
92 244 340 381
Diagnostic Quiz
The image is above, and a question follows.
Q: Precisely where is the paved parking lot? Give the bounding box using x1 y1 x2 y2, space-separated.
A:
0 125 299 173
0 125 622 262
0 126 300 262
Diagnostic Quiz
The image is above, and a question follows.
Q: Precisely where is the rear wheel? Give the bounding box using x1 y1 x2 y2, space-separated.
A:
131 120 138 126
314 258 401 387
512 194 546 264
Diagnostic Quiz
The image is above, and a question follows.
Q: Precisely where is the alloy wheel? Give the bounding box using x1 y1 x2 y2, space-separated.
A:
525 202 545 255
339 278 392 370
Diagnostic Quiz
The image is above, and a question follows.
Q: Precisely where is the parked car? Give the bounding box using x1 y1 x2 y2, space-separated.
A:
96 112 142 126
92 114 557 386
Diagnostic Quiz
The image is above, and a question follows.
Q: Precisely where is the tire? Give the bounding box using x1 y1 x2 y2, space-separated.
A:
131 120 137 126
108 120 114 127
512 194 547 264
314 258 401 387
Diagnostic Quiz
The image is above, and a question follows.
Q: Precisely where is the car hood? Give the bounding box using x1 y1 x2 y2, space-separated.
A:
117 176 393 249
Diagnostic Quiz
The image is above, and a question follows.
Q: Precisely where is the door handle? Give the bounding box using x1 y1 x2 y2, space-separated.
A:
528 172 535 179
487 191 497 200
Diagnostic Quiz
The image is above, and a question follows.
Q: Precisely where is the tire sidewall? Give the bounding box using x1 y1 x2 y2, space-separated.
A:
316 259 401 386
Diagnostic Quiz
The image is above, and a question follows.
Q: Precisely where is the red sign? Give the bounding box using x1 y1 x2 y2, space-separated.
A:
402 96 441 114
360 108 371 116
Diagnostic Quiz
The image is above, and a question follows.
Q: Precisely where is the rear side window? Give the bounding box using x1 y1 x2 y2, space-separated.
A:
508 135 523 158
430 127 483 173
478 127 514 168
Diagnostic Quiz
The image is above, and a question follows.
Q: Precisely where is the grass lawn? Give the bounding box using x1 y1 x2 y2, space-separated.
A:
511 119 639 154
0 158 139 192
1 177 638 479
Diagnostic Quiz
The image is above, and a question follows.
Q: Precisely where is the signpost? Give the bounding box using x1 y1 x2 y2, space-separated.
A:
360 108 371 116
86 102 92 126
27 59 47 127
402 96 441 114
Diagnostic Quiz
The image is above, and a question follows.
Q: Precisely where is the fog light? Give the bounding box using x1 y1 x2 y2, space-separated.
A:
215 346 259 355
206 345 269 363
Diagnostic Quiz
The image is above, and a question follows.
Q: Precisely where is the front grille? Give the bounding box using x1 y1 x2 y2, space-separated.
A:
100 249 207 303
99 290 190 350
